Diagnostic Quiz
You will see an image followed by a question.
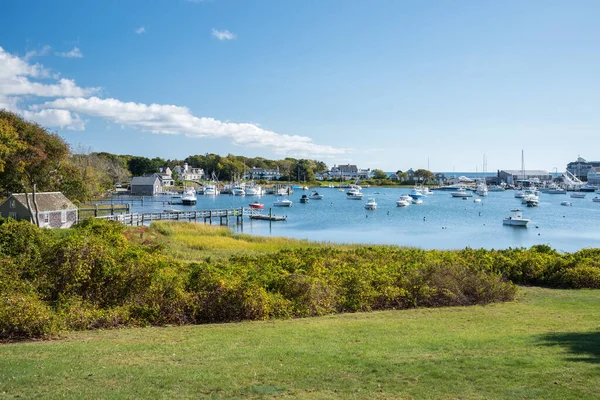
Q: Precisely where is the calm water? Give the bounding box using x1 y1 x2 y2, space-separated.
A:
119 188 600 251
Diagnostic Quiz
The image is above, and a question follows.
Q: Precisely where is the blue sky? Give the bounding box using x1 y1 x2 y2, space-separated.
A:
1 0 599 172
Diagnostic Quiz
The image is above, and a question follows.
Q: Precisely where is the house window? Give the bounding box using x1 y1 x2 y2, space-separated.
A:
8 212 17 219
42 213 49 224
9 199 16 208
61 211 67 223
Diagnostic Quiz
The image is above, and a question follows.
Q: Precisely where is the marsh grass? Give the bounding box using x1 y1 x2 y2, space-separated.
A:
136 221 356 262
0 287 598 399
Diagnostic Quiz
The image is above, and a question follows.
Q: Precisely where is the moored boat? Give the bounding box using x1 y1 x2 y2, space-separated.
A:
451 188 473 198
249 201 264 209
364 198 377 210
299 194 310 204
273 198 293 207
503 209 530 227
181 188 197 205
308 191 324 200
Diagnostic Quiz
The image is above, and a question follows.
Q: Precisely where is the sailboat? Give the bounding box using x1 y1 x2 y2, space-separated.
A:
476 155 488 196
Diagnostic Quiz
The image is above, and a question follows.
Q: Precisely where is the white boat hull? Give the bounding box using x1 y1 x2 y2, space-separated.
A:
503 218 529 226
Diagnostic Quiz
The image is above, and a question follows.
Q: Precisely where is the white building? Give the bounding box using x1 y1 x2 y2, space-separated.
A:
329 164 359 180
174 163 204 181
245 167 281 181
587 167 600 185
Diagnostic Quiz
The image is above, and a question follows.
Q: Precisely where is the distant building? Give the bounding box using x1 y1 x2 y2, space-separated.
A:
567 156 600 180
434 173 448 184
498 170 552 185
358 168 373 180
174 163 204 181
587 167 600 185
130 176 162 195
329 164 359 180
0 192 78 229
245 167 281 181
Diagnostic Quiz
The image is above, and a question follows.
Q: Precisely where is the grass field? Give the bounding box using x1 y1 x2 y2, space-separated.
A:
1 287 598 399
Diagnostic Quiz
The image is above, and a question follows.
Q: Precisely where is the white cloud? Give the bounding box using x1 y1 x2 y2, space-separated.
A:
0 46 347 157
55 47 83 58
24 45 52 61
135 26 146 34
212 29 236 40
36 97 346 156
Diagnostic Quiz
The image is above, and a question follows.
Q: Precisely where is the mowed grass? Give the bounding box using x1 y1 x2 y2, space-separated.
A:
1 287 598 399
132 221 357 262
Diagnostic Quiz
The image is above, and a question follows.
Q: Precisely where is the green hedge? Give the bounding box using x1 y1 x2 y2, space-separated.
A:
0 219 598 340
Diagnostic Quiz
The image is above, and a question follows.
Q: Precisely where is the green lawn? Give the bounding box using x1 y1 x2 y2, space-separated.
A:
1 287 598 399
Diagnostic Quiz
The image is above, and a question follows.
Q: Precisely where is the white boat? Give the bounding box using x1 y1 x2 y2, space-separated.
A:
364 198 377 210
308 191 324 200
346 188 363 200
476 183 488 196
503 209 530 227
412 198 423 204
244 182 262 196
396 199 410 207
273 198 292 207
474 198 481 203
520 190 539 207
276 187 289 196
489 185 505 192
396 195 412 207
570 192 586 199
181 187 197 205
409 188 426 199
231 184 245 196
593 197 600 203
422 187 434 195
451 188 473 198
560 201 572 206
203 183 220 195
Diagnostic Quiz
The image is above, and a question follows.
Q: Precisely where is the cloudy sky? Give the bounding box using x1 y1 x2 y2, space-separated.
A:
1 0 599 172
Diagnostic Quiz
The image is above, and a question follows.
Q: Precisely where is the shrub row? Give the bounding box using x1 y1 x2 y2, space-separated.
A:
1 219 598 340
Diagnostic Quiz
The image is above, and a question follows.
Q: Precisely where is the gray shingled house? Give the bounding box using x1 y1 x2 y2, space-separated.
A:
0 192 78 229
130 176 163 195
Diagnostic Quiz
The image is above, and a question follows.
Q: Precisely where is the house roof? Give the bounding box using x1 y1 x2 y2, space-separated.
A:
6 192 77 211
131 176 160 185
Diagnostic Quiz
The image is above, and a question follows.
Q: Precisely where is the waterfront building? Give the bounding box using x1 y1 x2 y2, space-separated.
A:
0 192 78 229
173 163 204 181
329 164 359 180
498 170 552 185
358 168 373 180
130 176 163 195
587 167 600 185
245 167 282 181
567 156 600 180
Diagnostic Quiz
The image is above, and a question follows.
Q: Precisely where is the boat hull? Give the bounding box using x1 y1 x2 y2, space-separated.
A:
503 219 529 226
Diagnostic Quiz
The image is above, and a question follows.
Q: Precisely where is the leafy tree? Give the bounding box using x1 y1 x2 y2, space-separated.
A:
414 169 435 183
372 169 388 179
0 111 71 226
128 156 160 176
396 170 409 181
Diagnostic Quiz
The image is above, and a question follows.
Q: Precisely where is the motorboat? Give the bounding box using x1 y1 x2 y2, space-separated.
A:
308 191 324 200
364 198 377 210
231 184 245 196
412 198 423 204
570 192 586 199
181 187 197 205
474 198 481 203
409 188 426 199
548 189 567 194
503 209 530 227
422 187 434 195
245 185 263 196
488 185 506 192
249 201 264 209
593 197 600 203
299 194 310 204
273 198 293 207
203 183 220 196
396 195 412 207
521 190 539 207
276 187 289 196
346 188 363 200
476 183 488 196
514 190 525 198
560 201 572 206
451 188 473 198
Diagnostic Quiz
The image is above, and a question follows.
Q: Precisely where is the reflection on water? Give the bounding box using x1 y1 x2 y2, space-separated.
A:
113 188 600 251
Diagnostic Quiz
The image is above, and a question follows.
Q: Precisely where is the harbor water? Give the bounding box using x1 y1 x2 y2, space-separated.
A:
116 188 600 252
